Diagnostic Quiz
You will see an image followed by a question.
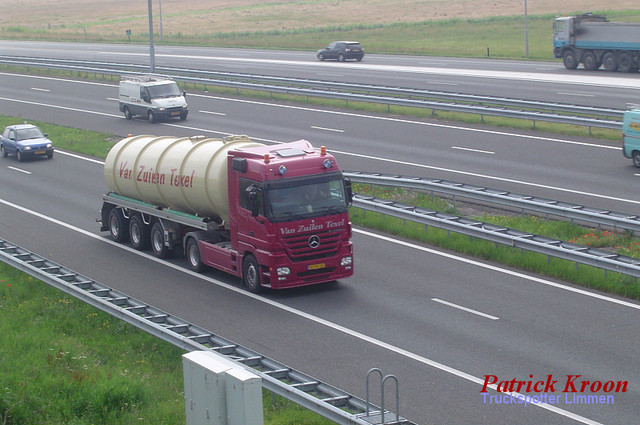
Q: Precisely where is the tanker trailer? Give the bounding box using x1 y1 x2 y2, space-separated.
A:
99 134 354 292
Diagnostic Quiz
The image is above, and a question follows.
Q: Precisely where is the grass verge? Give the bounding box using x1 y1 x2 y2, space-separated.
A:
0 263 334 425
3 10 640 61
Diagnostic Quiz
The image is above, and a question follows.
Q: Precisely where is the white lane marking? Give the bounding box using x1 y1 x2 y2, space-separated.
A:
432 298 499 320
356 228 640 311
0 87 632 210
192 93 619 150
316 72 344 77
0 75 619 151
31 87 50 92
451 146 495 155
41 146 640 311
426 81 459 86
200 110 227 116
98 51 640 90
0 94 631 210
0 196 607 425
7 166 31 174
311 125 344 133
557 92 595 97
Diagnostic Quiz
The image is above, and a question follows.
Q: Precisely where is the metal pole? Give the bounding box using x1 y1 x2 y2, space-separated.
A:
524 0 529 57
148 0 156 72
159 0 164 42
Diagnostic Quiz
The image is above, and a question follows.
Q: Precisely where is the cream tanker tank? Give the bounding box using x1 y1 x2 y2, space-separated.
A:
104 134 264 224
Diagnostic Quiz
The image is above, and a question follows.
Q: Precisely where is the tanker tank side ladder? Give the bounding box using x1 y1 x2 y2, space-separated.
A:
350 193 640 279
0 238 416 425
344 171 640 234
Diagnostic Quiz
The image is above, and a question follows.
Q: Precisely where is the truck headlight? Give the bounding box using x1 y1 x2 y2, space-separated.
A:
23 146 31 151
276 267 291 276
341 256 352 266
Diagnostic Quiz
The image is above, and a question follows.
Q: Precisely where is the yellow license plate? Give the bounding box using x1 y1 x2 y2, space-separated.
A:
307 263 325 270
35 150 46 154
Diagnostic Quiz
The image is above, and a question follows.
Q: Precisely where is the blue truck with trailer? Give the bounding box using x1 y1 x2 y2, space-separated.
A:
553 13 640 72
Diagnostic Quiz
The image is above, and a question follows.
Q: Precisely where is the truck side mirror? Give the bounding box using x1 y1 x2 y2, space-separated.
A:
344 177 353 206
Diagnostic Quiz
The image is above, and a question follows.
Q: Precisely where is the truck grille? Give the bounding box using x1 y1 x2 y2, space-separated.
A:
282 228 344 262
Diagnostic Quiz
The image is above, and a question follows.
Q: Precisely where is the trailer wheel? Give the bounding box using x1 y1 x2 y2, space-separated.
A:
562 50 578 70
108 208 129 243
243 255 262 293
602 52 618 72
186 238 204 272
150 222 171 258
582 51 600 71
129 215 150 250
618 52 634 73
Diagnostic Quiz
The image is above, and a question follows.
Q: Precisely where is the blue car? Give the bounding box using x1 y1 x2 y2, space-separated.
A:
1 124 54 161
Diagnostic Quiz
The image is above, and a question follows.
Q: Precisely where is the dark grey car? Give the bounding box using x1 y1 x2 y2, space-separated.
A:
317 41 364 62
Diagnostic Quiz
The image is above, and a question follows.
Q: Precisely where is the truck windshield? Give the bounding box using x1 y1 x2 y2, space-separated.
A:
265 174 348 222
147 83 181 99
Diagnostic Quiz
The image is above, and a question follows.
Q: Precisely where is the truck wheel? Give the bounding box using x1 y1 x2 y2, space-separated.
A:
633 152 640 168
150 222 171 258
147 110 156 123
562 50 578 70
186 238 204 272
1 145 7 158
317 53 325 61
108 208 129 243
242 255 262 293
123 107 132 120
618 52 634 73
338 53 345 62
129 215 150 250
582 52 600 71
602 52 618 72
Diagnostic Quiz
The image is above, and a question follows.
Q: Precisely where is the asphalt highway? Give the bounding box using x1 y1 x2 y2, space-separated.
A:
1 45 639 424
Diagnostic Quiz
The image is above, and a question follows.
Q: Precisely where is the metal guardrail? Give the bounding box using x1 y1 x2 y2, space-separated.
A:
0 238 414 425
345 171 640 233
348 173 640 278
0 55 623 130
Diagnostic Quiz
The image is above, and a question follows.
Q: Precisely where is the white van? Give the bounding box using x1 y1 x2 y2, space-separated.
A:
118 74 188 123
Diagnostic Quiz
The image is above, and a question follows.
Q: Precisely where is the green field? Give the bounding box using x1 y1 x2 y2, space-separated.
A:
2 8 639 61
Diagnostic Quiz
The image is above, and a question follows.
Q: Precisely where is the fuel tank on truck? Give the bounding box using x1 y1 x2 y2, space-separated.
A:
104 134 264 223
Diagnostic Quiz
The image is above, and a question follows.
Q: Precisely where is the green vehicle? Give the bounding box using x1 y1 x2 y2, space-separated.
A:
623 107 640 167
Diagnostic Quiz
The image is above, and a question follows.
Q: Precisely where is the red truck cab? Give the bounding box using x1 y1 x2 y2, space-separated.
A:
194 140 354 292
